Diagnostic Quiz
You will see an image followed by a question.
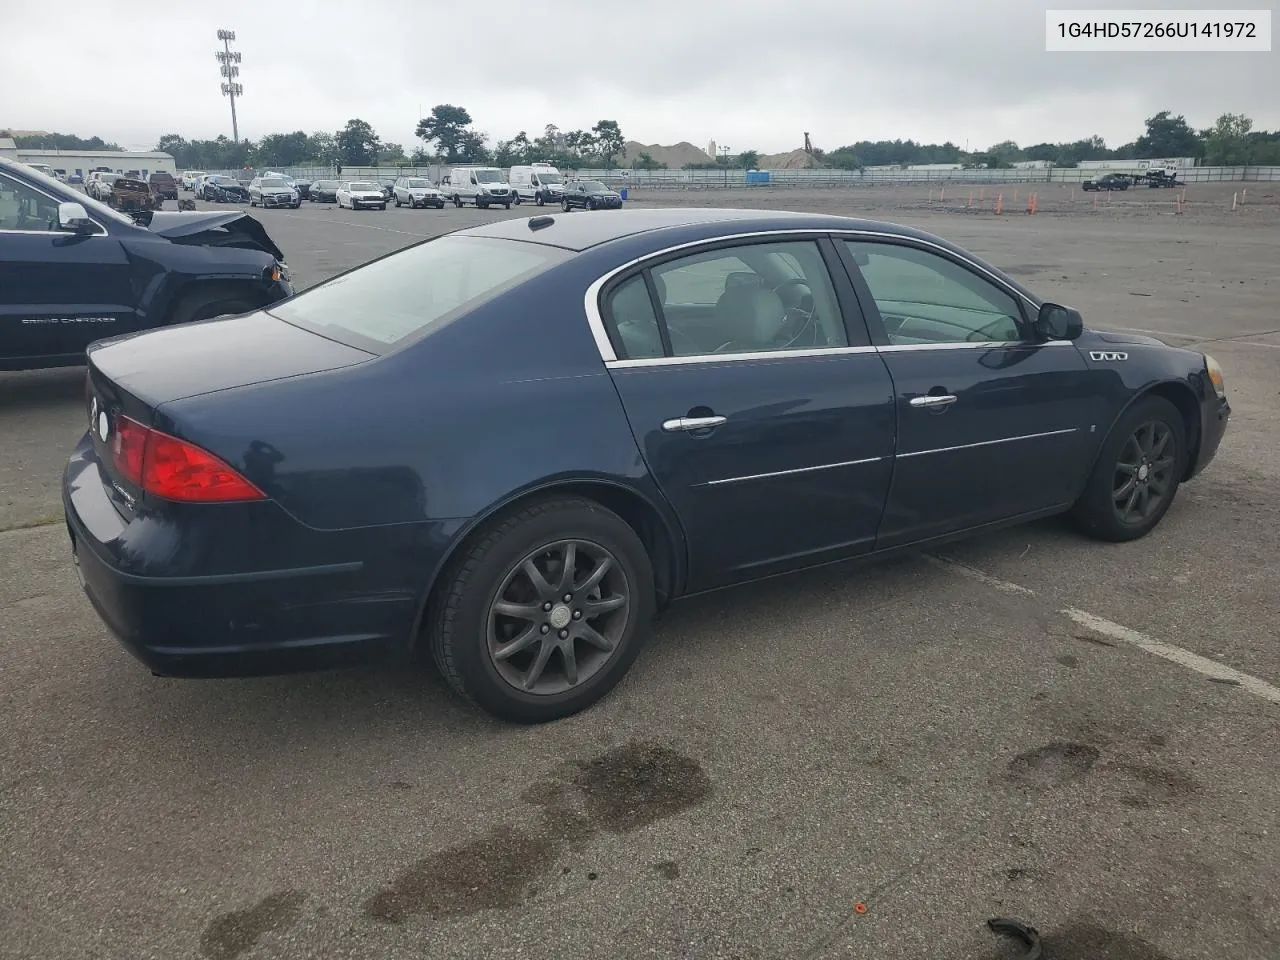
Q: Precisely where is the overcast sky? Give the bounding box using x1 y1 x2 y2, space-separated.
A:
4 0 1277 154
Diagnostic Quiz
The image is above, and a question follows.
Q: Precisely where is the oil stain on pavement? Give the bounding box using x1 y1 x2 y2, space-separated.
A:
1005 742 1101 788
363 739 712 924
199 890 308 960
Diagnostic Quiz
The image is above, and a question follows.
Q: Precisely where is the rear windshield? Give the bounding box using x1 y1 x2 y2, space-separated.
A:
268 236 570 353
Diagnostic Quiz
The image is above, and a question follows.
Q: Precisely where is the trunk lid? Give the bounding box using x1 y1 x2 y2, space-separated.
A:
86 310 375 409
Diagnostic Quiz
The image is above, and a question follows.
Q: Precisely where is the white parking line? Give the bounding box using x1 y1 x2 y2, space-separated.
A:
1062 609 1280 705
921 554 1035 595
925 553 1280 707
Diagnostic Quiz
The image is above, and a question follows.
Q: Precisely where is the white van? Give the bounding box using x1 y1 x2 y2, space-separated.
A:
508 163 565 206
440 166 513 209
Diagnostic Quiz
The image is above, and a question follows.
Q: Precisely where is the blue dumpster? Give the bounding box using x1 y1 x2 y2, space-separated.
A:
619 187 629 200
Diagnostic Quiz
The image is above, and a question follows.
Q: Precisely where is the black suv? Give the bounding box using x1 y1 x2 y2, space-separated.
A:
0 157 294 371
562 179 624 211
1082 173 1131 192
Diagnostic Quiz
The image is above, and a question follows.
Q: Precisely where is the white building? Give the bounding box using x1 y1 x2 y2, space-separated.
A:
0 138 177 180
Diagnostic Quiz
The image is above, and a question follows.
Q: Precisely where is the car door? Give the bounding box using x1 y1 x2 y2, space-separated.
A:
835 236 1097 548
0 169 135 366
598 235 897 593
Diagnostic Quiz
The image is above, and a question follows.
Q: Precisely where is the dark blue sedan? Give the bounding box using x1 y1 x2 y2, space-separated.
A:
63 208 1231 722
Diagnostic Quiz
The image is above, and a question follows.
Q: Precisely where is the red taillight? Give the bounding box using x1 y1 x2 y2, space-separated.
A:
109 415 265 503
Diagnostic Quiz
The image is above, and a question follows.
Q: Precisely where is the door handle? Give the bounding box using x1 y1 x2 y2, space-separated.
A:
662 415 727 432
909 394 957 408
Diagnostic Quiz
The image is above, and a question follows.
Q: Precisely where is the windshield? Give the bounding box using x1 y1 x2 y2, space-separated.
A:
582 181 608 192
475 170 503 183
538 173 563 184
269 236 570 353
406 179 431 188
210 176 239 185
349 181 378 191
100 173 122 183
261 178 291 188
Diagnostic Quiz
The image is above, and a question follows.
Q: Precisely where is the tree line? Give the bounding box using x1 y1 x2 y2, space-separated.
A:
7 107 1277 172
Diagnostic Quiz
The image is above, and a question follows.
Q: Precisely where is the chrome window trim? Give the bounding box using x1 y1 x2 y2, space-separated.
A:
607 344 879 369
584 227 1042 365
0 169 110 236
697 456 885 488
897 427 1078 459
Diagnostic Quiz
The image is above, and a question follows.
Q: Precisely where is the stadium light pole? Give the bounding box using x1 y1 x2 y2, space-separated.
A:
215 29 244 142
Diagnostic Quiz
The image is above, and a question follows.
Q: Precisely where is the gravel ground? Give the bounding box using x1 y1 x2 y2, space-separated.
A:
1 183 1277 960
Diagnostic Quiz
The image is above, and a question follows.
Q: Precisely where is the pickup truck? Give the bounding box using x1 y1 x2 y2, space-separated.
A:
0 156 294 372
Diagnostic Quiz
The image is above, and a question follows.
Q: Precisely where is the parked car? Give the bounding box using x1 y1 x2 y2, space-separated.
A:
1082 173 1131 192
442 166 513 208
86 171 122 201
198 175 251 203
60 207 1231 723
392 176 446 208
309 179 341 203
336 180 387 210
379 179 396 200
106 177 160 216
148 171 179 201
249 176 302 209
0 156 292 371
292 179 312 200
181 171 206 191
509 163 565 206
562 179 623 211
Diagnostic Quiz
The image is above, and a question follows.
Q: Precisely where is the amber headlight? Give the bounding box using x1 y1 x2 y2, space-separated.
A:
1203 354 1226 399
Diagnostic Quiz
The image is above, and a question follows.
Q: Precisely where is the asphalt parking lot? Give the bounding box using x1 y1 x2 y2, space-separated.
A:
2 185 1278 960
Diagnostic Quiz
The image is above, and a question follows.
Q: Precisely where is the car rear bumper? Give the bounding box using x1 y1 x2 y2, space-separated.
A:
61 436 452 679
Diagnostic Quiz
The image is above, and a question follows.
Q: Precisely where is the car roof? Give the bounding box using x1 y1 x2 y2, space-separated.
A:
456 207 948 254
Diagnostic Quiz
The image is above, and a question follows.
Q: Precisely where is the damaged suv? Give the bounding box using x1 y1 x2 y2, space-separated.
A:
0 157 294 371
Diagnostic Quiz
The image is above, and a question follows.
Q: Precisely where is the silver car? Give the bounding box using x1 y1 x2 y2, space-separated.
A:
393 176 446 209
249 176 301 209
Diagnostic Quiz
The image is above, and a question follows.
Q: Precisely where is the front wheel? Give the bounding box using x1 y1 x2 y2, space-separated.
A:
428 497 655 723
1070 394 1187 542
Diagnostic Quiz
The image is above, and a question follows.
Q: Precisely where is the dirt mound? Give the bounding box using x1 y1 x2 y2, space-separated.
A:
620 140 714 169
758 149 822 169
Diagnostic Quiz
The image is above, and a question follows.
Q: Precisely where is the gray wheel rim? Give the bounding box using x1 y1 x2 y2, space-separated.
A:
485 539 630 696
1112 419 1175 524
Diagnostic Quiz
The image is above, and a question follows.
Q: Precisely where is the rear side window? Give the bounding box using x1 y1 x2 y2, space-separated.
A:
603 275 664 360
270 236 569 353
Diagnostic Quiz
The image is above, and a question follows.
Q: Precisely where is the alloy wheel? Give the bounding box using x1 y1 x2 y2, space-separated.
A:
485 539 630 696
1112 420 1176 524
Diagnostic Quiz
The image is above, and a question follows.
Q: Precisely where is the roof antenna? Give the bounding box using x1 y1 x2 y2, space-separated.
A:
528 215 554 231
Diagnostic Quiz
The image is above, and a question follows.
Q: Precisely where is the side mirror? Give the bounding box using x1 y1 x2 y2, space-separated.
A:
57 202 95 234
1035 302 1083 340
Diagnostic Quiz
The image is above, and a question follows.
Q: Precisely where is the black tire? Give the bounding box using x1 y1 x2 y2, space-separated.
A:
454 195 463 207
514 193 522 205
562 199 571 212
395 197 402 207
429 497 656 723
536 193 545 206
167 287 259 327
1070 394 1187 542
504 202 511 210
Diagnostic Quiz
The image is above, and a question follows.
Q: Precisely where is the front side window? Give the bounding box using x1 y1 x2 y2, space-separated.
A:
269 236 570 353
0 172 61 231
844 240 1025 345
649 240 849 357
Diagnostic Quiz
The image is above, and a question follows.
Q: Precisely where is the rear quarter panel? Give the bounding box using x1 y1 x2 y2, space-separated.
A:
156 258 670 534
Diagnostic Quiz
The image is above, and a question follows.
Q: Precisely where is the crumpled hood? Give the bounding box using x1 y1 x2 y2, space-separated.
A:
144 210 285 261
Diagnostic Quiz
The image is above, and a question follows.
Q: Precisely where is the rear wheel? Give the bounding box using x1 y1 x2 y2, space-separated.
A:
429 497 655 723
1070 394 1187 542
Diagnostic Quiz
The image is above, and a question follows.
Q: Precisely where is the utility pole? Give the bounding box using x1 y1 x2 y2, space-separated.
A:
215 30 243 142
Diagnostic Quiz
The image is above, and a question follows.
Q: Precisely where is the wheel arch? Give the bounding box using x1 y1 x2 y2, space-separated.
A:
409 478 687 649
1092 380 1202 483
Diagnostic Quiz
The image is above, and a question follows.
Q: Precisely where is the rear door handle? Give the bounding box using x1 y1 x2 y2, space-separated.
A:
909 395 957 409
662 415 728 432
